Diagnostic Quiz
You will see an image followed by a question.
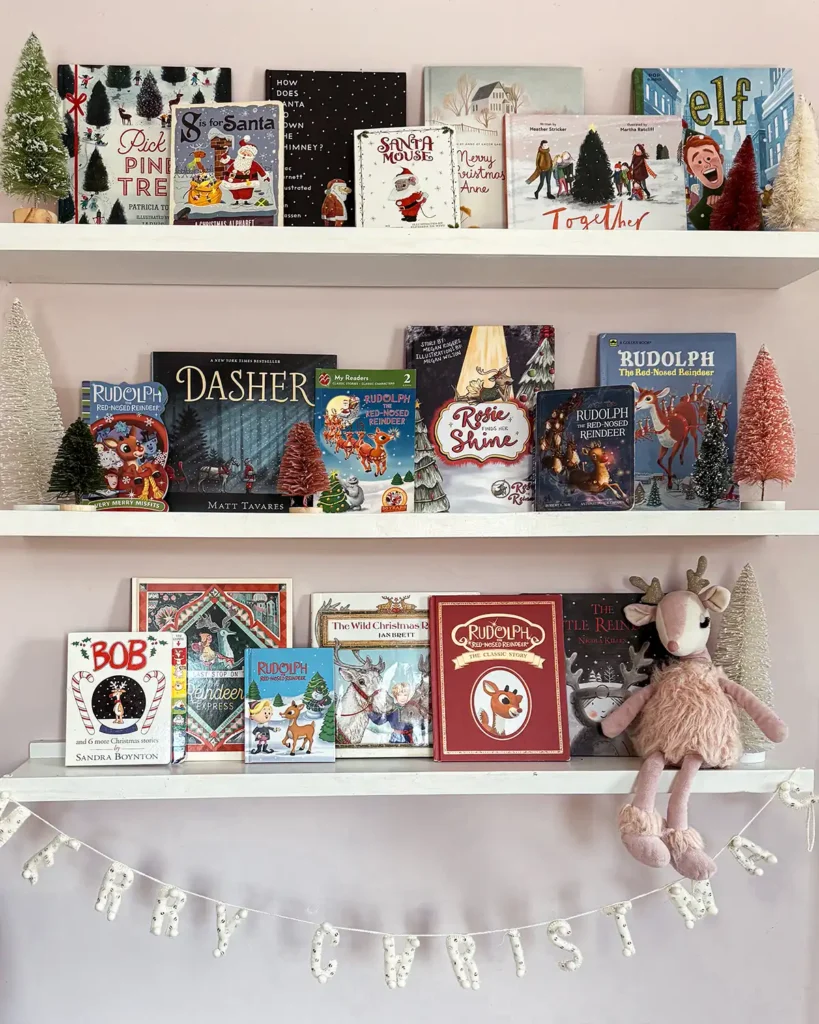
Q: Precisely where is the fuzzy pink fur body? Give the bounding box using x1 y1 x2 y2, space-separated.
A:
630 660 741 767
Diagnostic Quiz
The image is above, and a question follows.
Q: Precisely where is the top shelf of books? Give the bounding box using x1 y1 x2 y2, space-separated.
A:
2 226 818 290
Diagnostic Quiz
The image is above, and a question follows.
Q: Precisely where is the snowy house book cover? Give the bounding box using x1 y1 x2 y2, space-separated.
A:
311 593 440 758
66 632 185 767
562 594 663 756
598 333 738 509
423 66 584 227
245 648 335 763
631 68 794 229
58 65 231 225
265 70 406 226
429 595 569 763
151 352 336 513
314 369 416 513
354 126 460 228
170 102 284 225
406 325 555 513
535 386 634 511
132 579 291 760
505 115 685 230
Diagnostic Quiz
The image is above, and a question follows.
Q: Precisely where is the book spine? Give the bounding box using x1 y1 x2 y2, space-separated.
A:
422 68 431 123
264 69 273 101
428 597 443 761
631 69 645 115
58 64 81 223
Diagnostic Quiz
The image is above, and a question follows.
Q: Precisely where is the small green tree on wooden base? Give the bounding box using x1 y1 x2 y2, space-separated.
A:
48 417 105 506
692 402 732 509
319 703 336 745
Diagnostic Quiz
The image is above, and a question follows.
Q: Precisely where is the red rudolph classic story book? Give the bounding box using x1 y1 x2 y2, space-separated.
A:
430 595 569 762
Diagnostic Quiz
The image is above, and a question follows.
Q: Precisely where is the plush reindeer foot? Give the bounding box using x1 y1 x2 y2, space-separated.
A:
664 827 717 881
618 804 670 868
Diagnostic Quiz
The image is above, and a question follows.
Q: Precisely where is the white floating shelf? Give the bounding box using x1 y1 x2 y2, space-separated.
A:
1 509 816 540
6 744 811 802
1 225 818 289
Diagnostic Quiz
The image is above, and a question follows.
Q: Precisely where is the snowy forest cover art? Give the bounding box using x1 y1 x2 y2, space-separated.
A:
562 594 664 756
311 593 437 758
151 352 336 513
406 325 555 513
265 70 406 226
57 65 231 225
598 333 738 510
535 386 634 511
170 102 283 226
132 579 291 759
315 369 416 514
505 115 685 230
245 648 335 763
423 66 584 228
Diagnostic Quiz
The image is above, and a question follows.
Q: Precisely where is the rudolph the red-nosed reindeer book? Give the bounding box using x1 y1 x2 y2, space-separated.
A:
430 595 569 762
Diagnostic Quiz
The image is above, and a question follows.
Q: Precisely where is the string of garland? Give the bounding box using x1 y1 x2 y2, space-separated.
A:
0 776 813 986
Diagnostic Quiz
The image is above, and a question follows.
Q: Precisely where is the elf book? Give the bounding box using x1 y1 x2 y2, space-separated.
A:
132 579 291 760
405 325 555 513
265 70 406 226
315 369 416 513
58 65 231 225
245 648 335 763
562 594 663 756
170 102 284 225
430 595 569 762
423 66 584 227
66 632 185 766
535 387 635 511
631 68 793 230
151 352 336 513
354 126 460 228
598 333 738 509
505 115 685 230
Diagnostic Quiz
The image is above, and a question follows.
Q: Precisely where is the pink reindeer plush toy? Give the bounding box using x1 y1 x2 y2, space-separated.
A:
602 556 787 880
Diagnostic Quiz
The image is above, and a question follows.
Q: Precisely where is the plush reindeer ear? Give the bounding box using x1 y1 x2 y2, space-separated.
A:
483 680 499 695
700 584 731 613
624 602 657 627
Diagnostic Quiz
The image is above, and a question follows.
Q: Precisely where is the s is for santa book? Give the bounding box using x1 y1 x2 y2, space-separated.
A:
354 126 460 228
598 333 737 509
265 70 406 226
535 386 634 511
66 632 185 766
58 64 231 225
423 66 584 227
430 595 569 762
170 102 284 225
505 115 685 230
132 579 291 760
406 325 555 513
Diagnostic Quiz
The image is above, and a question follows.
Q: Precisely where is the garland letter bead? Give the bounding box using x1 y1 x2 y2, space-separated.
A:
150 885 187 938
310 922 340 984
21 834 80 885
0 793 31 848
692 879 718 917
95 861 134 921
446 935 480 990
729 835 777 876
603 902 635 957
213 904 249 958
547 920 583 972
383 934 420 989
667 884 704 929
507 929 526 978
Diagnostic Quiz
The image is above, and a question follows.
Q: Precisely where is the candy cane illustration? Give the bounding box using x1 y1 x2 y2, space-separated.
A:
71 671 95 734
141 671 166 734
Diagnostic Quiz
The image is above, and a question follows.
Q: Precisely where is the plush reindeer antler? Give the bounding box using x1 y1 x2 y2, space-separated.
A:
618 642 654 688
686 555 710 594
629 575 664 605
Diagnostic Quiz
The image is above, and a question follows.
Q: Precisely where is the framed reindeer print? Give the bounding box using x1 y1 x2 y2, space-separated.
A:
132 579 291 760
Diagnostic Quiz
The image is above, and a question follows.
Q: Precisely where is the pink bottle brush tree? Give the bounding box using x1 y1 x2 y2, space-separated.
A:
733 345 796 503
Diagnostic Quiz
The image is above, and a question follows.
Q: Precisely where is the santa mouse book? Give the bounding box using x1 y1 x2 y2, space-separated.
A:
430 595 569 762
354 126 460 228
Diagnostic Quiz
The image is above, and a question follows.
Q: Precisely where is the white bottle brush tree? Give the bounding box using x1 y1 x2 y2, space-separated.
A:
0 33 70 220
766 94 819 231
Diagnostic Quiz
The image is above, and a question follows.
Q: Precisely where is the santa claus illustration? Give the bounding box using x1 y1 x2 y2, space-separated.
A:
389 167 428 222
321 178 352 226
223 136 271 205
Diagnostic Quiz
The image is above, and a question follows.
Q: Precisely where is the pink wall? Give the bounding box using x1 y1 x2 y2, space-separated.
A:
1 4 817 1022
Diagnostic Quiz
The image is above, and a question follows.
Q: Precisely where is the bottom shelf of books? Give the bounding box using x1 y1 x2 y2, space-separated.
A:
5 743 813 803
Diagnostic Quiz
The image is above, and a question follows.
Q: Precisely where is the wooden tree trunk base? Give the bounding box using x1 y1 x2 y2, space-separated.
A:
13 208 58 224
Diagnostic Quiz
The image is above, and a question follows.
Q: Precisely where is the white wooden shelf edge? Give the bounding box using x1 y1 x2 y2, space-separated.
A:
4 743 812 802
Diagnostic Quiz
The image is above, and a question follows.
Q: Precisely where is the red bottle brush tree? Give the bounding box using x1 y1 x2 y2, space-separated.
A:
710 136 762 230
277 422 329 509
734 345 796 500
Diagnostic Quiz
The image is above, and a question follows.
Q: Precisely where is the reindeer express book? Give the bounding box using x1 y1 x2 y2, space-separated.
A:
66 632 185 767
430 595 569 762
423 66 584 227
244 648 335 763
598 333 738 510
58 64 232 225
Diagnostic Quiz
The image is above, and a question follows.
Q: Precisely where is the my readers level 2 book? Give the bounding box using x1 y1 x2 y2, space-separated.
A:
598 333 737 510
